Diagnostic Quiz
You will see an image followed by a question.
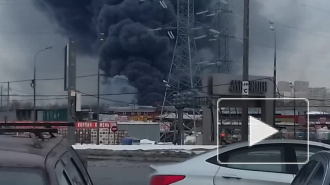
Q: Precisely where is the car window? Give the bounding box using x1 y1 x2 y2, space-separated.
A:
57 152 88 185
220 146 286 173
295 146 328 169
307 164 325 185
291 160 318 185
68 147 93 185
55 161 72 185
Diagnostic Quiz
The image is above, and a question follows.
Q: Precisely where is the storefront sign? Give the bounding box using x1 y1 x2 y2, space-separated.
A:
75 121 117 128
229 80 267 94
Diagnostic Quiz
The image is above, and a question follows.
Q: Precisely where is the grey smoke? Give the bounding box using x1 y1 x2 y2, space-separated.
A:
35 0 306 105
35 0 213 105
101 75 138 106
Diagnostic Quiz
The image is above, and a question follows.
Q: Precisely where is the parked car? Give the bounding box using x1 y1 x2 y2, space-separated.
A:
0 123 93 185
149 139 330 185
291 151 330 185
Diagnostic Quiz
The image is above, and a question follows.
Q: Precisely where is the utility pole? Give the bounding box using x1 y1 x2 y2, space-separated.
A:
96 33 105 145
241 0 250 142
64 39 77 144
293 86 296 139
270 21 277 128
96 59 101 145
0 86 2 111
33 46 52 122
33 62 36 122
6 82 9 123
177 108 184 145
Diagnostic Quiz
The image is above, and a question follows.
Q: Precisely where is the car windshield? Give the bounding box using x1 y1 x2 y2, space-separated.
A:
0 168 46 185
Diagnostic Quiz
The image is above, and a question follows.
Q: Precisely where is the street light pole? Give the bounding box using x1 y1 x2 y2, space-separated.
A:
293 85 296 139
270 21 277 127
33 46 52 122
96 33 105 145
290 82 296 139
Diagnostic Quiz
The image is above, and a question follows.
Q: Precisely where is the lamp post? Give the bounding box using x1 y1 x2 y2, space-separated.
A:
96 33 105 145
290 82 296 138
32 46 52 122
270 21 277 127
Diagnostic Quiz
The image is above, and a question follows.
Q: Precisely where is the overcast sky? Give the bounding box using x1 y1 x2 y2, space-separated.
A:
0 0 330 106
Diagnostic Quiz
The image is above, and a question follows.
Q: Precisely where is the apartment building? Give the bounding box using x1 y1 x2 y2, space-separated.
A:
309 87 327 107
294 81 309 92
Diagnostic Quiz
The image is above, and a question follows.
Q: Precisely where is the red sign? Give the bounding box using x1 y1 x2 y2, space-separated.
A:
298 116 307 125
111 126 118 132
75 121 117 128
220 132 226 138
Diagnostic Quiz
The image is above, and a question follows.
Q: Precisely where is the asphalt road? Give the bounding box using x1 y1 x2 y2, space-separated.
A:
88 160 160 185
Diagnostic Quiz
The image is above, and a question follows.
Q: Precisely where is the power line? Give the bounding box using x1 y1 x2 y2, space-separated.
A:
1 75 329 103
0 73 130 84
0 91 138 97
231 3 330 41
38 74 100 81
76 90 136 104
0 77 291 97
9 97 67 102
223 33 330 61
292 1 330 16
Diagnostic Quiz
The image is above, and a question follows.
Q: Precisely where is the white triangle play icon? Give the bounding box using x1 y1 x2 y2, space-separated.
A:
249 116 278 147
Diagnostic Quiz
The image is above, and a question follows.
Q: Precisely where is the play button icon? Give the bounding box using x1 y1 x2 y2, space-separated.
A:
249 116 279 147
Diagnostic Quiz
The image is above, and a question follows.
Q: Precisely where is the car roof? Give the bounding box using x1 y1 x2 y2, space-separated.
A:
312 150 330 159
223 139 330 150
0 135 66 168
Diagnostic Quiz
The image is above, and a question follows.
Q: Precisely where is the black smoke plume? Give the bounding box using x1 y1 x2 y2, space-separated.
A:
35 0 213 105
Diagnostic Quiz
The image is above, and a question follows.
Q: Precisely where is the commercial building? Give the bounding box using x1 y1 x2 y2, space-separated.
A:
201 73 276 145
309 87 327 108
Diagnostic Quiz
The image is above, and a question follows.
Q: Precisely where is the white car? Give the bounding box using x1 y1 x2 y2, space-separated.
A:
148 139 330 185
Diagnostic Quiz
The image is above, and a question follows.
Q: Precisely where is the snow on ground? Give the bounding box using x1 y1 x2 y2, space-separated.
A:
73 138 217 154
73 144 217 151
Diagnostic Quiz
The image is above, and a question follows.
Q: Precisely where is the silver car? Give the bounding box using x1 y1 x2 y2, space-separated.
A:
149 139 330 185
291 151 330 185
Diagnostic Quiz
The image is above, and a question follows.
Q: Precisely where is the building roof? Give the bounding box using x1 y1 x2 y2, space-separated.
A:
117 121 159 125
159 113 202 120
108 105 156 112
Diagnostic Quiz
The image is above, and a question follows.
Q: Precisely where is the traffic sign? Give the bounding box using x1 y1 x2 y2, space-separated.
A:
242 81 249 95
111 126 118 132
249 116 278 147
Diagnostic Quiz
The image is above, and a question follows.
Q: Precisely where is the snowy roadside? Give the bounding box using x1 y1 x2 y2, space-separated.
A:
73 144 217 151
73 144 217 162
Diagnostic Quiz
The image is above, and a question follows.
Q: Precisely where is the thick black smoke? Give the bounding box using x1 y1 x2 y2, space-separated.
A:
36 0 212 105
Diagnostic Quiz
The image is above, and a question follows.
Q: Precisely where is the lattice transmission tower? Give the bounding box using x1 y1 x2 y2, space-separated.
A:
163 0 201 106
145 0 232 142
